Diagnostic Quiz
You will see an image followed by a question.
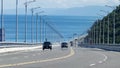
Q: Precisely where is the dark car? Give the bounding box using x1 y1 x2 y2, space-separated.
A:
43 41 52 50
70 41 73 46
61 42 68 48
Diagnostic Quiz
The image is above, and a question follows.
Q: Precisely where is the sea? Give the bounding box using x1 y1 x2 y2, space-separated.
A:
0 15 97 43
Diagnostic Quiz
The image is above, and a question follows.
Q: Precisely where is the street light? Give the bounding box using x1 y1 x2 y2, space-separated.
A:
105 5 116 45
41 15 47 42
16 0 18 42
97 13 106 44
96 20 99 44
93 25 95 44
96 14 101 44
73 33 77 46
31 7 40 43
97 14 105 44
1 0 4 42
35 11 44 44
1 0 3 29
100 10 110 45
24 0 36 43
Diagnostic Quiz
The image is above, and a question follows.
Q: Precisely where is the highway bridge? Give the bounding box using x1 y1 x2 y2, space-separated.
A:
0 0 120 68
0 45 120 68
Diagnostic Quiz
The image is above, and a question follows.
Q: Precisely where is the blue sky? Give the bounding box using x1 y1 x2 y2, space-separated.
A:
1 0 119 15
2 0 119 9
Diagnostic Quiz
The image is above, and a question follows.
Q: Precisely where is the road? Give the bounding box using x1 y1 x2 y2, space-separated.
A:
0 46 120 68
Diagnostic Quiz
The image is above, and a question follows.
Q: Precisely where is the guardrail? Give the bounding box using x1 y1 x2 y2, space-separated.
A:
79 44 120 52
0 42 42 48
0 42 60 48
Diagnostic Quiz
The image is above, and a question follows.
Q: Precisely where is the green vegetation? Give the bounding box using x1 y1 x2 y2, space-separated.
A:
87 5 120 44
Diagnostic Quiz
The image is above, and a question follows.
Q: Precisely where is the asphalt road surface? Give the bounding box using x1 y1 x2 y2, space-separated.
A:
0 46 120 68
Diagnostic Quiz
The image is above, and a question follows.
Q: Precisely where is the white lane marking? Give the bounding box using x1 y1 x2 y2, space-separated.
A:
90 64 96 66
94 52 108 65
99 53 108 62
89 51 108 67
98 61 103 63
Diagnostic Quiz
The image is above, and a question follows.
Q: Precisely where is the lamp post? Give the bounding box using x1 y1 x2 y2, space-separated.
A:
105 5 116 45
1 0 3 29
36 13 38 43
24 0 35 43
41 15 47 42
16 0 18 42
93 25 95 44
96 20 99 44
1 0 4 42
96 15 101 44
31 7 40 43
97 13 105 44
99 20 101 44
103 19 105 44
101 10 110 45
35 11 44 44
73 33 77 46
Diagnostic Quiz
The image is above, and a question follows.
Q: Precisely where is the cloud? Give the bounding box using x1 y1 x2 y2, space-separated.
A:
1 0 120 9
36 0 119 8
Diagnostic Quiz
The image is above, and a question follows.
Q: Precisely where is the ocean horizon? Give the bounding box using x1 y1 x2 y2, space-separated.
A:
0 15 97 43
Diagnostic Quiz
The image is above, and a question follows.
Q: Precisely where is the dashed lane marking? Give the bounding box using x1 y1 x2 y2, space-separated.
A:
90 64 96 66
98 61 103 63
